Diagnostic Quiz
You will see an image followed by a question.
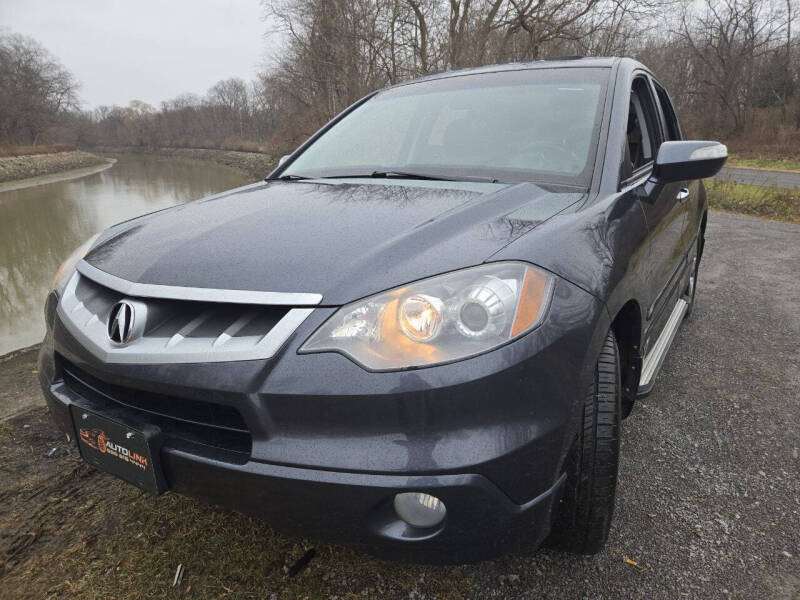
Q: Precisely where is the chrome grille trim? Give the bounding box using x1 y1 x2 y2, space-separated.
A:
76 260 323 306
57 271 317 364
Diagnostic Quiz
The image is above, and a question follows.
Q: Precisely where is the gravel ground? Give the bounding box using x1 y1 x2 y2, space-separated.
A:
0 211 798 599
468 211 800 598
717 166 800 190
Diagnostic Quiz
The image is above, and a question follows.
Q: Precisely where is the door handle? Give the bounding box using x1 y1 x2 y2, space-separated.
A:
677 188 690 201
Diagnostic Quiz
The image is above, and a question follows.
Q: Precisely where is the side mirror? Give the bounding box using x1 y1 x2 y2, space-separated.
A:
278 154 291 166
653 141 727 183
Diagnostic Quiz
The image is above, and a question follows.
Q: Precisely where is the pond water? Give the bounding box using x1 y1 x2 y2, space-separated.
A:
0 155 250 355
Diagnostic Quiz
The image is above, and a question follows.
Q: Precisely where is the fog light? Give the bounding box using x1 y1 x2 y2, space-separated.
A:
393 492 446 528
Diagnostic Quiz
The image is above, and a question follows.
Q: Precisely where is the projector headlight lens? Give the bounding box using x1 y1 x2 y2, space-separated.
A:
300 262 554 370
399 294 444 342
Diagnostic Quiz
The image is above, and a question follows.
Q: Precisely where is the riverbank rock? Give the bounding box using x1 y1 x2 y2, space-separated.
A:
0 151 111 184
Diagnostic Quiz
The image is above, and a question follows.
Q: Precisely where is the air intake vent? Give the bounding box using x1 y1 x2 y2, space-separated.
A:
61 359 251 458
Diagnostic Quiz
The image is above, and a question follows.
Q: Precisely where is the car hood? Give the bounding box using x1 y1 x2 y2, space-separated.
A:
85 179 583 305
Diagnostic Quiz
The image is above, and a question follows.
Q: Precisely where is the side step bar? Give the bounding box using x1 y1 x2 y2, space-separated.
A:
637 297 689 396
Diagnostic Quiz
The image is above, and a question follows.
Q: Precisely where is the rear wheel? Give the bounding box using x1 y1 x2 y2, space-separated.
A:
547 330 621 554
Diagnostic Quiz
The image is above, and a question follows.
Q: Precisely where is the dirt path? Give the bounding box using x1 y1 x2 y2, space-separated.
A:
0 212 798 599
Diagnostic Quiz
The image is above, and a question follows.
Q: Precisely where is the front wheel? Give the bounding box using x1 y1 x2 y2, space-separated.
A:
547 330 621 554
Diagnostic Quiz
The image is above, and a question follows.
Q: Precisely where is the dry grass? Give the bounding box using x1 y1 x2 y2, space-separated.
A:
0 144 77 157
706 180 800 223
724 123 800 163
726 154 800 172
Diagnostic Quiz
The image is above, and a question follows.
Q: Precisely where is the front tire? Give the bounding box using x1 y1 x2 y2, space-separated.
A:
547 330 621 554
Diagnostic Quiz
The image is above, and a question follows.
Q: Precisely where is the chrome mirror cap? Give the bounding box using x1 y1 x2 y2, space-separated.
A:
654 141 728 183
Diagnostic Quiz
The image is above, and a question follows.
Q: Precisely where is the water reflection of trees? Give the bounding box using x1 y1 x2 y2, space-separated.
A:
302 180 478 210
0 179 89 350
101 155 249 206
0 156 248 353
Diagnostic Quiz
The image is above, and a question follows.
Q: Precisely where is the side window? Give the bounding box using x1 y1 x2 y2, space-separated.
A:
653 82 682 141
624 77 661 179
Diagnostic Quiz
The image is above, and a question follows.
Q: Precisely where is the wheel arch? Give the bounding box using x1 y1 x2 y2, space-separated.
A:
609 299 643 416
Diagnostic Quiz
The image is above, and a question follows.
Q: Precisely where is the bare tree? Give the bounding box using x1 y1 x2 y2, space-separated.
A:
0 33 79 145
207 78 252 140
13 0 792 157
677 0 788 133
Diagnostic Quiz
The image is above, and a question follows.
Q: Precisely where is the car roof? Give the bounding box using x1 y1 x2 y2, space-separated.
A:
389 57 640 90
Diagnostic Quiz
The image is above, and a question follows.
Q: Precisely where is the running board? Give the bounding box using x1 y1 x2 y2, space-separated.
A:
638 297 689 396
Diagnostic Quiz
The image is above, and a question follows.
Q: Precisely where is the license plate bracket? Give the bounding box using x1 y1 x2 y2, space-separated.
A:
71 405 166 495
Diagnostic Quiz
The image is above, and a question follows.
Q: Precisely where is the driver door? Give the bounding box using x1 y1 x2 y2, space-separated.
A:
625 75 686 355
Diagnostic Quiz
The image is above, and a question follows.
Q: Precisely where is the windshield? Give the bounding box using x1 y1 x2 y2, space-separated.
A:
282 68 608 186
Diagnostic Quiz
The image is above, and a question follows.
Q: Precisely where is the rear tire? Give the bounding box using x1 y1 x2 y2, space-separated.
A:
547 330 621 554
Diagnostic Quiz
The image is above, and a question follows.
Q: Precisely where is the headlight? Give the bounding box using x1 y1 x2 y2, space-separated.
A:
50 233 100 294
300 262 554 370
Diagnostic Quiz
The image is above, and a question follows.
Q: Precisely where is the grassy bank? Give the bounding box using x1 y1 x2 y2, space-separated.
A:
706 180 799 223
726 154 800 173
0 144 77 157
0 150 111 184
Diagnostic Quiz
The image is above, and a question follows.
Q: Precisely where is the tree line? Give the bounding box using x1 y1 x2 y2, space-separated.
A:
0 33 79 146
1 0 797 158
73 78 277 152
261 0 798 153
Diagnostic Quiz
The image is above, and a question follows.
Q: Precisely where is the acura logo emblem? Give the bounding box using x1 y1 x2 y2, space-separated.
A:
108 301 135 344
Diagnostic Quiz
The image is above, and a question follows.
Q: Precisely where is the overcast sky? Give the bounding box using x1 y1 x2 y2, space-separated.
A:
0 0 276 108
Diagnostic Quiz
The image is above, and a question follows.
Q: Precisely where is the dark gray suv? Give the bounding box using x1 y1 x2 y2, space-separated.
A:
39 57 726 562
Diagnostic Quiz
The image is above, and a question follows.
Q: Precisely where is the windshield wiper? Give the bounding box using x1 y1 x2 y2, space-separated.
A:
268 174 313 182
372 170 452 181
316 171 499 183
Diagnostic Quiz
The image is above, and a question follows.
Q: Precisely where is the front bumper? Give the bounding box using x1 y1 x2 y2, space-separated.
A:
38 277 609 561
44 373 564 561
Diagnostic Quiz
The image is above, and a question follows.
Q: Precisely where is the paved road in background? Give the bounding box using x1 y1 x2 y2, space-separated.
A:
716 166 800 189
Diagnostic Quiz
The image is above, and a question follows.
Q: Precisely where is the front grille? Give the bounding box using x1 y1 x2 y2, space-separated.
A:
56 269 317 364
64 272 294 361
61 360 252 459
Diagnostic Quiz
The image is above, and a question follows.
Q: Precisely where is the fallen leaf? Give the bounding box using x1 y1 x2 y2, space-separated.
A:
625 557 638 567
